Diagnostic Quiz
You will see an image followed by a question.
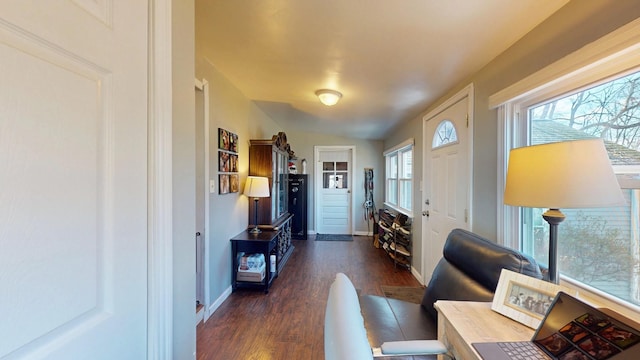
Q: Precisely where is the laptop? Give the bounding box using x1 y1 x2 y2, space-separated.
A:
472 292 640 360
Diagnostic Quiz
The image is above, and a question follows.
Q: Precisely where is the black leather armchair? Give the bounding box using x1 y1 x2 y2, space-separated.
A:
358 228 542 358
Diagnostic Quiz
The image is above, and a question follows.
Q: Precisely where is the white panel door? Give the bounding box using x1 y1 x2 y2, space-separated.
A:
316 147 353 234
422 93 471 282
0 1 148 359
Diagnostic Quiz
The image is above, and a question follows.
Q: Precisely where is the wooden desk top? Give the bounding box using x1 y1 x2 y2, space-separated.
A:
435 301 534 360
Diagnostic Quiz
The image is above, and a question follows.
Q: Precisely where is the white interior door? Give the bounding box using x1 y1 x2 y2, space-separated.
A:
422 88 473 283
315 147 353 234
0 2 148 359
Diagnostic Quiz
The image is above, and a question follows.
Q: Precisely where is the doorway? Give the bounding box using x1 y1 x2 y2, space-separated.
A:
314 146 355 234
421 85 474 283
195 78 210 323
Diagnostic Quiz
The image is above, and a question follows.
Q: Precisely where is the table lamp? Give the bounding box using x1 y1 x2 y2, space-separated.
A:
244 176 270 234
504 138 624 284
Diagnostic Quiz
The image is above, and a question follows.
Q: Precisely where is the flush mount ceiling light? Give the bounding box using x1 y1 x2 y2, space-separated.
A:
315 89 342 106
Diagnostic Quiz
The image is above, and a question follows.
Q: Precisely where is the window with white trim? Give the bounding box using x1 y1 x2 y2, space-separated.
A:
495 31 640 308
384 139 413 215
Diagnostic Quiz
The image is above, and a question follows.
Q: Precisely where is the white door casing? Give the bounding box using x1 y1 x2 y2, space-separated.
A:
315 146 355 234
421 85 474 283
194 78 210 323
0 2 148 359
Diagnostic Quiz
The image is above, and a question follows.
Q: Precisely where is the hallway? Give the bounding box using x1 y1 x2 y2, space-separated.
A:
196 235 422 359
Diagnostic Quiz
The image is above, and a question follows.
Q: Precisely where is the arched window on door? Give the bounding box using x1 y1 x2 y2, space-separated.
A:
432 120 458 149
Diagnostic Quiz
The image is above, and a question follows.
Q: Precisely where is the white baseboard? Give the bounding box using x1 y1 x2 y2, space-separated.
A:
354 230 374 236
204 285 232 323
196 306 204 325
411 266 424 286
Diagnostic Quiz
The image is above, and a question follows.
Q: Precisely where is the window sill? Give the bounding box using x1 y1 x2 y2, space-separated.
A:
383 203 413 219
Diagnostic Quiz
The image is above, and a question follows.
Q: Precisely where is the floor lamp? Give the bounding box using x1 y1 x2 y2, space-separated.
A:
244 176 270 234
504 138 624 284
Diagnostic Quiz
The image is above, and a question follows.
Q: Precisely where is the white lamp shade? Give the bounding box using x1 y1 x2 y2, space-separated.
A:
504 138 625 209
315 89 342 106
244 176 270 198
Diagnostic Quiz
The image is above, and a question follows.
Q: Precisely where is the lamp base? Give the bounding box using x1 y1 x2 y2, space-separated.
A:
249 226 261 234
542 208 566 284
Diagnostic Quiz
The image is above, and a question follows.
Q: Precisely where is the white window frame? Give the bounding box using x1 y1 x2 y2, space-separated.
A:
384 138 414 216
491 18 640 319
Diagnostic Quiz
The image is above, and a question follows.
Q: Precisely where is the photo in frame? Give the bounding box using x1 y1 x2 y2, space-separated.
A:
219 128 230 150
492 269 575 329
230 154 238 172
219 174 230 194
219 151 230 172
229 174 239 193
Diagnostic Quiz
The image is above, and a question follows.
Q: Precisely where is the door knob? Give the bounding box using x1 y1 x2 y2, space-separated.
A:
422 211 429 217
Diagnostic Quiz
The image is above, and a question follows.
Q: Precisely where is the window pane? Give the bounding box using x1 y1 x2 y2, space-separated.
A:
389 155 398 178
323 173 333 189
400 149 412 179
323 162 334 171
399 180 412 210
525 70 640 306
388 179 397 205
336 162 348 171
335 172 348 189
432 120 458 148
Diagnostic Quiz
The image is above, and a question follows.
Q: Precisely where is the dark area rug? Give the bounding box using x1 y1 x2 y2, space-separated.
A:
381 285 425 304
315 234 353 241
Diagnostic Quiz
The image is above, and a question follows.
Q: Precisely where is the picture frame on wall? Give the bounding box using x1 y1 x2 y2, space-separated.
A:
219 151 230 172
219 128 230 150
230 154 238 172
230 174 239 193
230 132 238 153
219 174 230 194
217 127 238 195
491 269 575 329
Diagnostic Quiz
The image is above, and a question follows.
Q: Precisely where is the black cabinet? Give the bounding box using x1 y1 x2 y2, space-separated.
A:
288 174 308 239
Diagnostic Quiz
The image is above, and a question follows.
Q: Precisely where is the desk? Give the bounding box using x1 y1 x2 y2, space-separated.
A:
435 301 534 360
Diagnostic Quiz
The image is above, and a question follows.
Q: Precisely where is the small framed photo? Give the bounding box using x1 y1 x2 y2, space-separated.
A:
230 154 238 172
230 132 238 153
219 128 230 150
492 269 575 329
219 174 230 194
230 174 239 193
219 151 230 172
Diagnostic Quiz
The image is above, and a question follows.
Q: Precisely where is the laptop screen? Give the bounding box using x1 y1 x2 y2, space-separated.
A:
532 292 640 359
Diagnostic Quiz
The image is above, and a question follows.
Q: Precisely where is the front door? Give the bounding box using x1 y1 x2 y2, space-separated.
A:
315 147 354 234
422 88 472 283
1 2 148 358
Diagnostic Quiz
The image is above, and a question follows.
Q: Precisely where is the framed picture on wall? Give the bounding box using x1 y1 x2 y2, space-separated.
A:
219 174 230 194
230 154 238 172
219 151 230 172
230 174 239 193
219 128 230 150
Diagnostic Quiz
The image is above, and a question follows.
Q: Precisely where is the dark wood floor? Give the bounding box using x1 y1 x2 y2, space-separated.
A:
196 235 422 360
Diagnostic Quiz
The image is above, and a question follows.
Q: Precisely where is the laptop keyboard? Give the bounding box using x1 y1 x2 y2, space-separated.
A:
497 341 550 360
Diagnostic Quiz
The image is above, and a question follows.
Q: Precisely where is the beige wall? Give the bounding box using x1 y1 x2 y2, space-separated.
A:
387 0 640 246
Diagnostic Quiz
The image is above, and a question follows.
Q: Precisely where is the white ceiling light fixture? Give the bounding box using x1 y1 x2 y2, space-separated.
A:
315 89 342 106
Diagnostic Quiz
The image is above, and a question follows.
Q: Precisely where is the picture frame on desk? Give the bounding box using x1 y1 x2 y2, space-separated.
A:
492 269 575 329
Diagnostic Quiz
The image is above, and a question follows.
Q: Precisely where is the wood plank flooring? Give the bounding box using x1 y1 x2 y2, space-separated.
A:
196 235 422 360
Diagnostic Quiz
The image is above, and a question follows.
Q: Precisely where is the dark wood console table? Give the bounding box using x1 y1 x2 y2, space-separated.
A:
230 215 293 293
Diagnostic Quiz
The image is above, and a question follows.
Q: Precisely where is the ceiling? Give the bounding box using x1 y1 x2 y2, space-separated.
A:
196 0 570 140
